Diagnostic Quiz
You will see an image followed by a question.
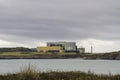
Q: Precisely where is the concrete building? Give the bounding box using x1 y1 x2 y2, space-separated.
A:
78 48 85 54
37 46 63 53
47 42 77 52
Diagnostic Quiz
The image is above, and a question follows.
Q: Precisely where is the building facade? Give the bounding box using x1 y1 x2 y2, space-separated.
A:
78 48 85 54
47 42 77 52
37 46 63 53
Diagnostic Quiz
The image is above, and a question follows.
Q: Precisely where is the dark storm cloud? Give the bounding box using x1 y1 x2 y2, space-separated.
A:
0 0 120 41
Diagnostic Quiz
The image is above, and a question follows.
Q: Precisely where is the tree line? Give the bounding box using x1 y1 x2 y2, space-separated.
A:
0 47 36 52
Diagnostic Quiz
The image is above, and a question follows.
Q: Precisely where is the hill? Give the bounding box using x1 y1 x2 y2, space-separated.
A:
83 51 120 60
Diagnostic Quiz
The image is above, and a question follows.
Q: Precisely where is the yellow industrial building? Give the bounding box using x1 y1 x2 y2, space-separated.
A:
37 46 64 53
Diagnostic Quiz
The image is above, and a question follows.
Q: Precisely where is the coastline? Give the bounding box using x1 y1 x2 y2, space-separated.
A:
0 51 120 60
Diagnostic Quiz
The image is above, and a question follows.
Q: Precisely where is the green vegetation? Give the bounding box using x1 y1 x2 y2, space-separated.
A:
0 52 39 56
0 51 120 59
0 52 39 57
0 51 81 59
82 51 120 60
0 47 32 52
0 65 120 80
0 47 120 60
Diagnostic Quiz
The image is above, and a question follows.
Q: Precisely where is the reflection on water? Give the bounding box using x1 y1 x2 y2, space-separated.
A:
0 59 120 75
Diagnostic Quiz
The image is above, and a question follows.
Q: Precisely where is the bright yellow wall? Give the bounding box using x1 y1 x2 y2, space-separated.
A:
37 46 63 53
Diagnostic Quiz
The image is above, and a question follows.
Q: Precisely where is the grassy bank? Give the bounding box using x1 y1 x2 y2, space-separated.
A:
0 65 120 80
82 51 120 60
0 52 81 59
0 51 120 60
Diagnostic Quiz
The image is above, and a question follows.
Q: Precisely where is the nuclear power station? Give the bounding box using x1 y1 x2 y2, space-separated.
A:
37 41 85 54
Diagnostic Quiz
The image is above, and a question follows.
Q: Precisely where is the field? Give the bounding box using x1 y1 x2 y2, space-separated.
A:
0 51 120 60
0 52 81 59
0 52 39 56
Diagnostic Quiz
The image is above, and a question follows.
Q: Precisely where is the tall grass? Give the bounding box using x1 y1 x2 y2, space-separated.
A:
0 65 120 80
18 64 40 80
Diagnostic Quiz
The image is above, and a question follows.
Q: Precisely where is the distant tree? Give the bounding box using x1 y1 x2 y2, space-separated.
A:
0 47 31 52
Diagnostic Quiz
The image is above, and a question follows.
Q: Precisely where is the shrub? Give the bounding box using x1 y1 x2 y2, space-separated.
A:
17 64 40 80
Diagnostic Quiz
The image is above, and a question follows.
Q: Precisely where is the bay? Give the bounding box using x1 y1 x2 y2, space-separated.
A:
0 59 120 75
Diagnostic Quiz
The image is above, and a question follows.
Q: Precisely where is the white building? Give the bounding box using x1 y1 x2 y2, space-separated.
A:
47 42 77 52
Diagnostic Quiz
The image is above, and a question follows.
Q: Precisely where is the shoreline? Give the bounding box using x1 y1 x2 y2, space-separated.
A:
0 70 120 80
0 51 120 60
0 57 119 60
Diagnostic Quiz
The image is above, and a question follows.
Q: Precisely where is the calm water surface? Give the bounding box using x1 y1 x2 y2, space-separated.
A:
0 59 120 75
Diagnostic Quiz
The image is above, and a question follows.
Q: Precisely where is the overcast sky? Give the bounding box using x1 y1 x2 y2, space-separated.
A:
0 0 120 53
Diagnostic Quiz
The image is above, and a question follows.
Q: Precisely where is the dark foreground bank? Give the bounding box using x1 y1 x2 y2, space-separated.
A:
0 65 120 80
1 71 120 80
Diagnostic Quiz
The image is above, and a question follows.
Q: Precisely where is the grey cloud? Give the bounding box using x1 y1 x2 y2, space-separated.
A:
0 0 120 43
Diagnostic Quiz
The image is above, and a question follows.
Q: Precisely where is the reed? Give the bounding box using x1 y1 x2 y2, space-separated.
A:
18 64 40 80
0 65 120 80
